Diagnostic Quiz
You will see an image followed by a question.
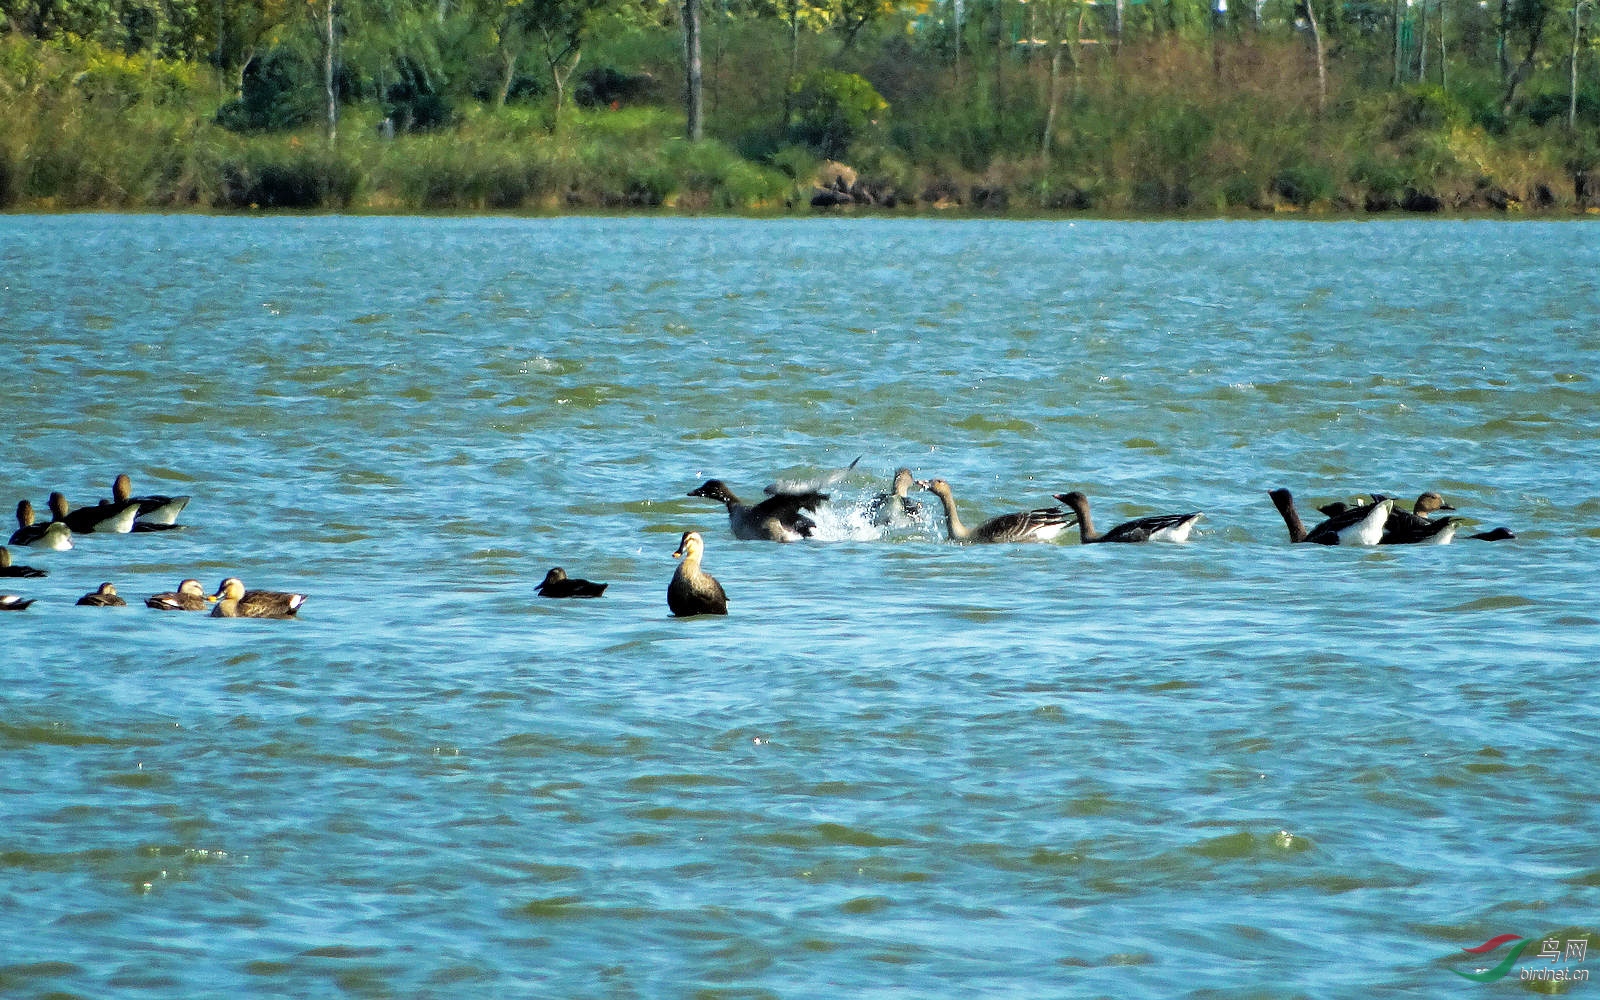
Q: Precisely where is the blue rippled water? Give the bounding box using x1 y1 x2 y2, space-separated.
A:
1 215 1597 998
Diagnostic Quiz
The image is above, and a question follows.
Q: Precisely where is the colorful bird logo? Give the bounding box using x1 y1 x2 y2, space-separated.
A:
1452 934 1529 982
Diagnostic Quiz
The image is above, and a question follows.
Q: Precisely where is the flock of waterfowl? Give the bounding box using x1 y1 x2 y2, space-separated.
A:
4 465 1516 621
572 462 1518 618
2 474 306 618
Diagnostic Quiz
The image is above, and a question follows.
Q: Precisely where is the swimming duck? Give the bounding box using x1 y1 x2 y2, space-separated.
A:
1269 489 1392 546
10 501 72 550
0 547 47 578
1053 491 1203 543
0 595 35 611
209 577 307 619
688 479 827 542
918 478 1074 543
110 474 190 528
867 468 926 528
536 567 608 598
668 530 728 617
76 582 127 607
146 578 209 611
49 491 141 534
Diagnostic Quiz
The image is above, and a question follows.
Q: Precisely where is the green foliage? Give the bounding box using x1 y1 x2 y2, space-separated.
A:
1385 85 1468 140
787 68 887 159
1270 161 1335 207
216 48 322 132
220 147 363 208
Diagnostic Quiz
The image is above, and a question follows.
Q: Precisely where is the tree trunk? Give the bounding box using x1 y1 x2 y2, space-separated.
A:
1392 0 1403 87
1571 0 1583 130
1500 6 1546 115
1416 0 1427 80
1304 0 1327 112
1041 37 1065 158
684 0 703 140
324 0 337 144
496 46 517 109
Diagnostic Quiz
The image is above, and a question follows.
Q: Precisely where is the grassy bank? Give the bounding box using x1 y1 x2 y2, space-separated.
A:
2 32 1598 215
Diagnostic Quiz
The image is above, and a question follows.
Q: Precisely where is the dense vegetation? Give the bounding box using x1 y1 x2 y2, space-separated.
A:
4 0 1600 213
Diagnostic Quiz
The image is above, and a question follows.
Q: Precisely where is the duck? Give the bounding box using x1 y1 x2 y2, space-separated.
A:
918 478 1074 543
0 595 35 611
0 547 47 578
536 567 608 598
688 479 827 542
48 491 141 534
1269 488 1392 546
76 582 127 607
10 500 72 550
109 474 190 528
668 530 728 617
146 578 209 611
1052 491 1202 543
209 577 307 619
867 468 926 528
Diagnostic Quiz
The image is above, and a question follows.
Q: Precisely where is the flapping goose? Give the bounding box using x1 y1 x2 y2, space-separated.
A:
764 455 862 496
688 479 827 542
10 501 72 550
1053 491 1202 543
1270 489 1392 546
668 530 728 617
209 577 307 619
146 579 209 611
0 595 35 611
919 478 1073 543
0 547 47 578
76 582 127 607
111 474 190 528
49 491 140 534
868 468 926 528
536 567 608 598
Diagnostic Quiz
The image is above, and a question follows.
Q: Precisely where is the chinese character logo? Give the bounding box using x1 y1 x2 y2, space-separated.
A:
1452 933 1592 984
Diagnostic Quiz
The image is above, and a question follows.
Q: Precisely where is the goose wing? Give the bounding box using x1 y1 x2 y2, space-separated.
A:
973 506 1074 543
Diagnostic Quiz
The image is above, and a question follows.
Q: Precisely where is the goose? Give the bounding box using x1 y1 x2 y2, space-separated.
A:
668 530 728 616
918 478 1074 543
0 547 47 578
0 595 35 611
867 468 926 528
48 491 141 534
209 577 307 619
764 455 862 495
110 474 190 528
1269 489 1392 546
1376 492 1459 545
76 582 127 607
10 500 72 550
146 579 209 611
1467 526 1517 541
536 567 608 598
1053 491 1202 543
688 479 827 542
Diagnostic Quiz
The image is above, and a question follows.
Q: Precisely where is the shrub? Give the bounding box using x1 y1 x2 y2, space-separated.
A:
787 69 888 160
216 48 322 133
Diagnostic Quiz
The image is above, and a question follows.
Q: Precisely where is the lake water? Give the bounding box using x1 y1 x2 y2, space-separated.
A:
1 215 1597 998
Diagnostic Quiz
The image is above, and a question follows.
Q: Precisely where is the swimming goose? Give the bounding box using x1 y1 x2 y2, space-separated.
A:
1376 492 1459 545
918 478 1074 544
668 530 728 617
867 468 926 528
1467 526 1517 541
0 547 48 578
536 567 608 598
1053 491 1202 543
146 578 209 611
0 595 35 611
1270 489 1392 546
688 479 827 542
10 501 72 550
110 474 190 528
49 491 141 534
209 577 307 619
76 582 127 607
